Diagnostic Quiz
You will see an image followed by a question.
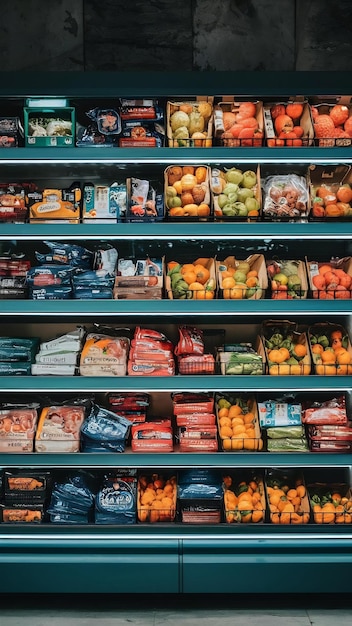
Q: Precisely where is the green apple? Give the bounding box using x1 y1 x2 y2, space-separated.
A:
233 202 247 216
168 196 182 208
245 197 259 211
234 270 247 283
237 187 254 202
225 168 243 185
223 183 239 196
242 170 257 189
218 193 228 209
237 261 251 274
222 205 237 216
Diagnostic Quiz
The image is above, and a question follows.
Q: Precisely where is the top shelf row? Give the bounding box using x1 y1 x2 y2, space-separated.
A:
1 88 352 150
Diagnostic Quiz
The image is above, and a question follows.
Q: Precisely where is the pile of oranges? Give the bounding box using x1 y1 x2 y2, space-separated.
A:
223 476 265 523
267 479 309 525
311 183 352 219
268 102 306 147
311 262 352 298
311 329 352 375
217 401 263 451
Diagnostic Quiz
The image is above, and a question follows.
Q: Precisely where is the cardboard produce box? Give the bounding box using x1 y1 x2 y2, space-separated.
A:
261 320 311 376
217 254 267 300
223 471 266 523
308 322 352 375
263 99 314 147
165 164 212 220
215 394 263 452
265 469 310 525
165 257 216 300
210 164 261 221
137 472 177 523
113 257 164 300
166 97 213 147
217 337 266 376
213 99 264 147
309 97 352 147
308 481 352 523
266 259 308 300
306 256 352 300
308 164 352 219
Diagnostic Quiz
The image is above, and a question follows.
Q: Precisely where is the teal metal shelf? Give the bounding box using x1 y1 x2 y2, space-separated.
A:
0 298 351 317
0 146 351 164
1 220 352 240
1 450 351 469
2 375 350 392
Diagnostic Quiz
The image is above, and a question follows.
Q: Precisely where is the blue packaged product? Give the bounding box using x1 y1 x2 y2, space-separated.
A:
30 286 73 300
0 362 32 375
47 472 96 524
81 404 131 453
27 265 76 286
73 288 113 300
95 471 137 524
36 241 93 269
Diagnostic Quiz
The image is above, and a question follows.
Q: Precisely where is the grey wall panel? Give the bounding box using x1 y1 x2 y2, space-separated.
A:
84 0 193 71
296 0 352 70
193 0 295 71
0 0 84 71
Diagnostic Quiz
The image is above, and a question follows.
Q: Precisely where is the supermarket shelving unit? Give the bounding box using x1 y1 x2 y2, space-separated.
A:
0 71 352 593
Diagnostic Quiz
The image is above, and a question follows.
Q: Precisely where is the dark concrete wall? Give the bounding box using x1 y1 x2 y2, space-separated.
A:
0 0 351 72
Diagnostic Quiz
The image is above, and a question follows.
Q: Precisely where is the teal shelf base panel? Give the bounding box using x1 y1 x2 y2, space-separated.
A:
0 538 179 594
1 451 352 469
0 375 350 393
1 146 352 164
1 220 352 241
0 299 352 317
1 70 352 98
182 539 352 593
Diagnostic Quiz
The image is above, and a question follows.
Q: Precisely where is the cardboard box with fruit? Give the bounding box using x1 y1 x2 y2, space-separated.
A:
266 258 308 300
113 256 164 300
265 469 310 525
137 472 177 523
308 322 352 375
210 165 261 220
223 471 266 523
261 320 311 376
306 257 352 300
263 100 314 147
216 394 263 452
213 99 264 147
166 98 213 147
308 480 352 523
310 98 352 147
165 164 212 220
308 164 352 219
217 254 267 300
165 257 216 300
217 338 266 376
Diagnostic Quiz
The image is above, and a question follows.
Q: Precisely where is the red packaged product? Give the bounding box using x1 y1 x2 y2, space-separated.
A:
302 396 348 425
131 420 173 452
175 413 216 426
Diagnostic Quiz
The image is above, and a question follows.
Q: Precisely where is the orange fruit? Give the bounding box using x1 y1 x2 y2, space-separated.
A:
329 104 349 126
197 203 211 217
294 344 307 358
321 350 336 363
228 405 243 418
182 271 197 285
220 426 233 439
286 103 303 119
219 416 231 428
314 115 335 138
218 407 229 418
222 277 236 289
238 101 257 118
337 185 352 203
193 264 210 285
312 343 324 355
337 350 351 365
274 114 294 135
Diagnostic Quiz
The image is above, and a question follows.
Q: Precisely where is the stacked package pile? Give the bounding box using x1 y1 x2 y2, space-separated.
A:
128 327 175 376
178 470 223 523
175 326 215 375
35 401 86 453
303 395 352 452
131 419 173 452
173 392 218 452
95 470 137 524
79 330 130 376
27 241 93 300
80 403 131 453
0 336 39 375
47 471 95 524
72 244 117 299
0 401 39 452
107 392 150 424
0 470 51 524
0 253 30 299
258 397 309 452
32 327 85 376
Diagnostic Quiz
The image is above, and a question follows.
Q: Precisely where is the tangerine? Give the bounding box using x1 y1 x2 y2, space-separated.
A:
286 103 303 119
337 185 352 203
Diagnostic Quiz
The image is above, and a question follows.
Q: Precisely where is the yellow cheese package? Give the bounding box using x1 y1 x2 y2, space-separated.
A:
29 184 81 223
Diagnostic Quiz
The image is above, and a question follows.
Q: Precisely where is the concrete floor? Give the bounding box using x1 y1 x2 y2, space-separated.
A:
0 595 351 625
